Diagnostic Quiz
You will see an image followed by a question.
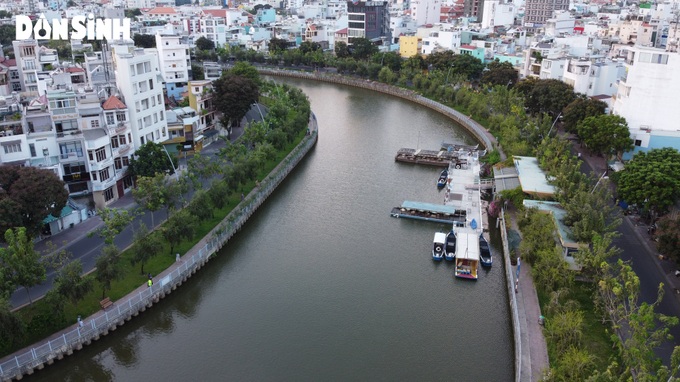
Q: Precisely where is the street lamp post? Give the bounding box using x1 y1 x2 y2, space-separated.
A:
161 145 180 181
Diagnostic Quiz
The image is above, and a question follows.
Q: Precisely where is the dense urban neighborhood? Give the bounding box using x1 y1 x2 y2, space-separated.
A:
0 0 680 379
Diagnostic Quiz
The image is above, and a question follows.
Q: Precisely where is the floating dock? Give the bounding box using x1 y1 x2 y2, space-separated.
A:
390 201 466 224
395 148 459 167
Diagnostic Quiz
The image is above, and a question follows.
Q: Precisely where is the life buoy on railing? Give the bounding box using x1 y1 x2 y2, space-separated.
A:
435 246 442 252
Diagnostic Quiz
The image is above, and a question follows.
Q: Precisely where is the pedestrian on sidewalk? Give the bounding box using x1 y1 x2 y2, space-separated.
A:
147 279 153 287
148 273 152 280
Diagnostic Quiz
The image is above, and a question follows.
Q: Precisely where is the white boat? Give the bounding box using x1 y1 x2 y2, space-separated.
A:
432 232 446 261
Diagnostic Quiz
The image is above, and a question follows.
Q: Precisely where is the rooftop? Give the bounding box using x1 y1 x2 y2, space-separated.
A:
513 156 556 198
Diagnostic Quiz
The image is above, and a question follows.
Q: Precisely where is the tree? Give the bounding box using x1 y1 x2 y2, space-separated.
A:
561 96 608 133
617 148 680 213
0 228 45 305
0 25 15 46
515 78 577 116
131 223 161 274
133 173 169 228
0 10 12 18
334 41 350 58
95 245 122 299
191 64 204 80
657 214 680 263
186 153 218 190
372 51 402 72
195 36 215 51
350 38 378 60
0 166 68 237
481 60 518 87
576 115 633 162
225 61 261 85
128 142 177 178
161 209 198 255
426 50 456 71
53 260 93 305
213 74 260 129
132 34 156 48
269 37 290 54
299 41 321 54
96 208 134 246
597 259 678 377
0 297 24 355
124 8 142 18
450 53 485 81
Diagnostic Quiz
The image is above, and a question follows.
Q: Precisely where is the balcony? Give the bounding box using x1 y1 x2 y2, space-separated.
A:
113 144 131 157
92 176 116 192
59 151 84 161
56 130 83 140
89 157 113 171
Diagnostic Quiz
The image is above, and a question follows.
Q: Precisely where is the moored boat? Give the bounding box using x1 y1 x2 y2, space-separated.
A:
445 230 456 261
479 234 492 267
432 232 446 261
437 169 448 188
454 231 479 280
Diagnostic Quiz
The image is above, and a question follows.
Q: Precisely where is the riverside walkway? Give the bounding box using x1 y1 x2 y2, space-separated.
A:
0 115 318 381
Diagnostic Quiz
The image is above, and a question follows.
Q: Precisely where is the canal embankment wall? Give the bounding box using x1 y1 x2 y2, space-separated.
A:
0 116 319 381
262 69 526 381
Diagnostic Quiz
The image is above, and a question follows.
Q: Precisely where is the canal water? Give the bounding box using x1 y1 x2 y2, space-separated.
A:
30 78 513 381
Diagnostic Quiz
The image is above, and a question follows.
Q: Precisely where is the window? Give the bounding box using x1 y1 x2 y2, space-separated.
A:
122 156 130 166
104 186 115 202
95 147 107 162
152 97 156 107
635 139 642 146
138 119 142 130
154 113 158 123
116 112 127 122
2 143 21 154
114 157 122 170
160 111 164 121
106 113 115 125
29 143 36 157
91 120 100 128
123 175 133 189
119 134 127 144
63 162 86 175
130 65 135 76
144 62 151 72
111 135 119 148
60 142 83 158
149 79 154 90
144 116 152 126
158 94 161 104
99 168 110 181
91 171 97 180
140 136 145 145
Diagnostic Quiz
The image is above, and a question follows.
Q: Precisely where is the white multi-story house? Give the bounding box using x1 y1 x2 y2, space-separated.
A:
199 16 227 47
101 95 135 206
419 24 462 55
411 0 441 27
12 40 59 96
612 45 680 159
561 58 622 97
155 31 191 100
112 45 168 148
187 80 216 137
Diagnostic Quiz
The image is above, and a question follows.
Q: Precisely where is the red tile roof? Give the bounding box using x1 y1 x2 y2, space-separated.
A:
65 67 85 73
148 7 177 14
102 95 127 110
0 58 16 67
460 44 477 49
203 9 228 18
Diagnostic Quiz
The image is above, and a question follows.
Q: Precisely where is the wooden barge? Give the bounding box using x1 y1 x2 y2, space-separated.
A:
395 148 467 167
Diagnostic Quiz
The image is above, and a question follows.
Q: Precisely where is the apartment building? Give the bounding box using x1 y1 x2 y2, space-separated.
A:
112 45 168 148
12 40 59 96
411 0 441 26
347 0 391 46
612 45 680 158
523 0 569 33
155 31 191 99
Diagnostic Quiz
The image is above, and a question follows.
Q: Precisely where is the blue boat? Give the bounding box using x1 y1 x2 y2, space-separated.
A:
479 233 492 267
432 232 446 261
445 230 456 261
437 169 448 188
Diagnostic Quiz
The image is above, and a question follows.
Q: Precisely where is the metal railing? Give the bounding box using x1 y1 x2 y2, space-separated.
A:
499 208 522 382
0 116 318 381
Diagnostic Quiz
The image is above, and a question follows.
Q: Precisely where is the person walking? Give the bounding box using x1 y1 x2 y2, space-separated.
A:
147 279 153 288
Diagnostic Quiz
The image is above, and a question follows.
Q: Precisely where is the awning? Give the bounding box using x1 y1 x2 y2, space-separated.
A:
43 205 75 224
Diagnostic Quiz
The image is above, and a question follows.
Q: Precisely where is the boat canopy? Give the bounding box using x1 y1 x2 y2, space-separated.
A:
455 231 480 261
401 201 457 215
434 232 447 244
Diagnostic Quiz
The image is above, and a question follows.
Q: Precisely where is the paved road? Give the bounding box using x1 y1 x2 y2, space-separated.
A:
571 138 680 364
10 107 264 309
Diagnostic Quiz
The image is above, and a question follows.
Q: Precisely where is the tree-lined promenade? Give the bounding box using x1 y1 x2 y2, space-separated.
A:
0 65 313 359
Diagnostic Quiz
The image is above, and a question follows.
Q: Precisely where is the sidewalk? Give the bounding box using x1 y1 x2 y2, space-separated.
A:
507 211 550 381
